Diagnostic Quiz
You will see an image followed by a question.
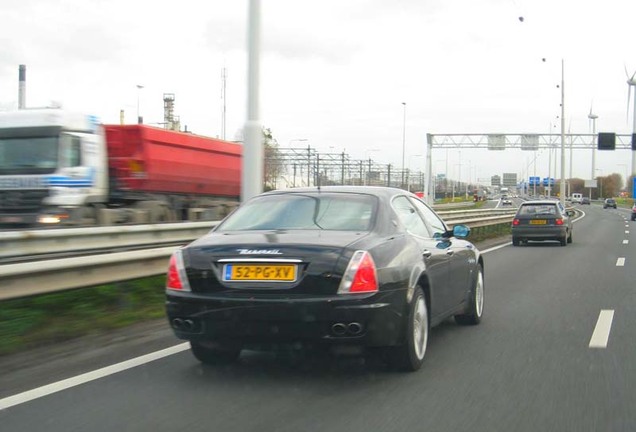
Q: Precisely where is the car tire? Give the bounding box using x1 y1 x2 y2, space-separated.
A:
387 286 428 372
455 266 484 326
512 237 520 246
560 235 567 246
190 341 242 365
567 230 573 243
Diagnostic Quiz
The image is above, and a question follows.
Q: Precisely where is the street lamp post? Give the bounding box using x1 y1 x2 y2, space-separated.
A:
401 102 406 188
542 57 566 204
559 59 566 206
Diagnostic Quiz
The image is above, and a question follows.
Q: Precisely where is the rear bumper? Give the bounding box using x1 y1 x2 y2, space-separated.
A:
166 290 407 348
512 226 567 240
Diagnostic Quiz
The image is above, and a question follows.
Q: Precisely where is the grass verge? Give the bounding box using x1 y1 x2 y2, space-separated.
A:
0 275 166 356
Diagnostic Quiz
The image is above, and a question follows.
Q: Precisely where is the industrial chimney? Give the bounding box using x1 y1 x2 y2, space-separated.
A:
18 65 26 109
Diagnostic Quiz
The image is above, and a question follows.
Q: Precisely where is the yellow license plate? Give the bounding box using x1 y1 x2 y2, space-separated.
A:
530 220 547 225
223 264 297 282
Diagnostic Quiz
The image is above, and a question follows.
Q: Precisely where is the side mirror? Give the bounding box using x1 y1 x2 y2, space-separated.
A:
452 224 470 238
566 210 575 217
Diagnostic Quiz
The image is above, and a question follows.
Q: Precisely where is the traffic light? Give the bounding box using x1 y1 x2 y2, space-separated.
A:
598 132 616 150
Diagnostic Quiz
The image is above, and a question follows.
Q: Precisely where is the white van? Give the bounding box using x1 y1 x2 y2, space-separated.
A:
571 193 583 204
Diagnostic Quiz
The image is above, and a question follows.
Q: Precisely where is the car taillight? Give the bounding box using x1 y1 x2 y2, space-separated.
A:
167 249 191 291
512 218 520 226
338 250 378 294
555 218 564 225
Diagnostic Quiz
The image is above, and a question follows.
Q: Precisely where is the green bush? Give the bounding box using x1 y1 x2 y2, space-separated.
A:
0 275 166 356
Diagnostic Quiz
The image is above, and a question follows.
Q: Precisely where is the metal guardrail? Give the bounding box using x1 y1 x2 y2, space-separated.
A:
0 209 515 301
0 247 178 300
0 221 217 260
437 208 517 220
439 208 517 228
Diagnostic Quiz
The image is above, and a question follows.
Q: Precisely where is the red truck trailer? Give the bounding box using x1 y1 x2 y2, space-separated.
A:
0 109 242 226
104 125 241 198
101 125 242 223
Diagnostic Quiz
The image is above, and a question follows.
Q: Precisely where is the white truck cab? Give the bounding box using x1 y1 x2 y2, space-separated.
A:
0 109 108 225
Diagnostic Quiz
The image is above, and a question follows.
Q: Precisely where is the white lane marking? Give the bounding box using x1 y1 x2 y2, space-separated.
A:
625 231 630 234
623 240 629 245
589 310 615 349
571 209 586 223
0 342 189 411
482 243 510 254
616 257 626 267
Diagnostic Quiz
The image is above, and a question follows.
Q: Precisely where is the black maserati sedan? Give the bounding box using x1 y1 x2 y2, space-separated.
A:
166 186 484 371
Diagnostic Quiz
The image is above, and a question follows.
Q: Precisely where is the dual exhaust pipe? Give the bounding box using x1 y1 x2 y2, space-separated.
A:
331 322 363 337
172 318 197 332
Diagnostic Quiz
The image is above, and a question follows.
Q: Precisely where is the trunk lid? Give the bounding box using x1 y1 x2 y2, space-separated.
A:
184 230 368 296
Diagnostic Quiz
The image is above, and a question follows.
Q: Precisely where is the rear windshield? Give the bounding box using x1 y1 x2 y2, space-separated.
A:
518 204 557 216
216 193 376 231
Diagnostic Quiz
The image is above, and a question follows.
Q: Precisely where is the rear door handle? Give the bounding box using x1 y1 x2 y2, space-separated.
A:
446 249 454 256
422 249 432 258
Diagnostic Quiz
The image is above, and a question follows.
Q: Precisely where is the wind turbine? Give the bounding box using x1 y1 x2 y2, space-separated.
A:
625 66 636 126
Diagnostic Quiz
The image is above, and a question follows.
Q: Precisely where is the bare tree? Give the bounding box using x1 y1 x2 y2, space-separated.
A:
263 127 285 191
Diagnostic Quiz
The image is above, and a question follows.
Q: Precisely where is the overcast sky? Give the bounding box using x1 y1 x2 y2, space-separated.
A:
1 0 636 184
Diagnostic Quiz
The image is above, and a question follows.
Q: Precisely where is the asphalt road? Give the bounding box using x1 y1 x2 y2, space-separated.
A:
1 204 635 432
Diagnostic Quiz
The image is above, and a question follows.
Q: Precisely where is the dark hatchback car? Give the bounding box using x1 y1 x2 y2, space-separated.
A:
166 186 484 371
603 198 617 209
512 200 574 246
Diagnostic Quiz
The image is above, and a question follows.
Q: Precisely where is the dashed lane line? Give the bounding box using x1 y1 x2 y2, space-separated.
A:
0 343 190 411
589 310 615 349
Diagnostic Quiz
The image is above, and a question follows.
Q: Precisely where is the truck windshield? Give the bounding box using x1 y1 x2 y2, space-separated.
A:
0 136 59 174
